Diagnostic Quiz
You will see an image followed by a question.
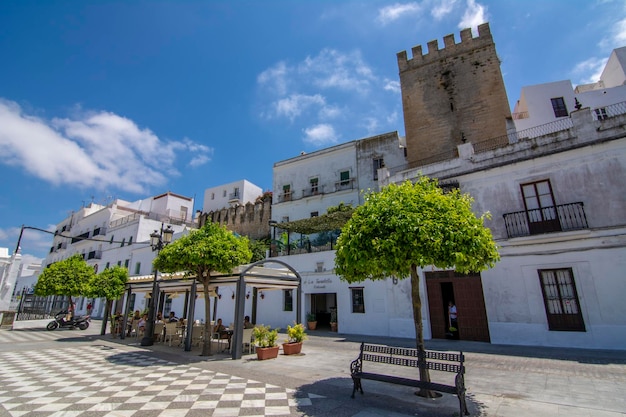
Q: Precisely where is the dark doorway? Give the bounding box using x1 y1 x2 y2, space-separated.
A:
310 293 337 330
426 271 490 342
440 282 458 339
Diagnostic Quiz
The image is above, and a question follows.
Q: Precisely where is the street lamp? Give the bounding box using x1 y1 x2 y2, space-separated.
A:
140 224 174 346
268 220 277 257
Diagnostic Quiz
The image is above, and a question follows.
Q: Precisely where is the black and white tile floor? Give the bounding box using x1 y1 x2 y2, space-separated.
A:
0 345 322 417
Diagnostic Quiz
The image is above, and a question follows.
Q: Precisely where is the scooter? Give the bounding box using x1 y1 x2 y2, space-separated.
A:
46 310 91 331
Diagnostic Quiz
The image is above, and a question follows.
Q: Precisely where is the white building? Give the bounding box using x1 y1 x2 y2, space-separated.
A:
261 131 409 333
202 179 263 213
512 47 626 132
40 192 196 318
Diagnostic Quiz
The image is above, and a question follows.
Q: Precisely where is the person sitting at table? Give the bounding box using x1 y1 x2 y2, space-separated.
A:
137 313 148 333
243 315 253 329
213 318 231 350
156 312 164 323
128 310 141 336
168 311 179 322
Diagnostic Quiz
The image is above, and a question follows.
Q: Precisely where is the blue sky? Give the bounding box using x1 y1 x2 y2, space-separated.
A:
1 0 625 263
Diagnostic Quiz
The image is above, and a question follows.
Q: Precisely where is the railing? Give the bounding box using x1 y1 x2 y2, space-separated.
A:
512 111 529 120
278 192 293 203
302 184 325 198
591 101 626 120
228 192 240 200
335 178 356 192
71 231 91 244
93 226 107 236
503 202 588 238
474 118 574 153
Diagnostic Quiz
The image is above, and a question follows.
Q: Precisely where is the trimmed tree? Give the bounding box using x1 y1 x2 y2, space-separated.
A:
334 177 499 396
153 222 252 356
33 254 95 313
86 266 129 336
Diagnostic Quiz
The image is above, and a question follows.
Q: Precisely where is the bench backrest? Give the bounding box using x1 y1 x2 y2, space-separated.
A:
359 343 464 374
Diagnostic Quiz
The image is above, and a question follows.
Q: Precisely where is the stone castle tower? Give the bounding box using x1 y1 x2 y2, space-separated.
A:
397 22 511 166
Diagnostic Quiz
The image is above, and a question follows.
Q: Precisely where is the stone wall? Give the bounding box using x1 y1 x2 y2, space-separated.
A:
397 22 512 167
199 198 271 241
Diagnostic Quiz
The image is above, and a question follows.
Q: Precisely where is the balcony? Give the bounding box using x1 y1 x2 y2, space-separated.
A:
334 178 355 192
503 202 588 238
278 192 293 203
93 227 107 236
71 231 91 244
87 250 102 260
302 184 325 198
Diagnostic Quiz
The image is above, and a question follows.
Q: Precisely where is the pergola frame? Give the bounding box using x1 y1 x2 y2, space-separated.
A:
122 259 302 359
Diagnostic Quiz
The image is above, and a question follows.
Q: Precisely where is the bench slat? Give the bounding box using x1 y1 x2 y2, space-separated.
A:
354 372 457 394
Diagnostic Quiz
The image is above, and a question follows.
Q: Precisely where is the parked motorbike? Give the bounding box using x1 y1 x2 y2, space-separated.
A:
46 310 91 331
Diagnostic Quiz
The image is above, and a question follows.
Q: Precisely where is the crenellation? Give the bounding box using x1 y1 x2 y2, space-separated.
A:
427 39 439 54
477 22 490 37
460 28 472 41
398 22 495 72
443 34 455 48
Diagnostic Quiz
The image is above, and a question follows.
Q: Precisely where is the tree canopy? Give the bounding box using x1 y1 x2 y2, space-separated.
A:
86 265 128 301
334 177 499 393
34 255 95 301
153 222 252 355
86 265 129 335
335 178 499 280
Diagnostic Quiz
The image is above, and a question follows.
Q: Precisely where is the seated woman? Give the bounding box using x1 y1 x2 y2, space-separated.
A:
137 314 148 333
213 318 230 350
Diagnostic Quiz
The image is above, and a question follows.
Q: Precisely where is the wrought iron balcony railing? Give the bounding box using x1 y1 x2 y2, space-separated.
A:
503 202 588 238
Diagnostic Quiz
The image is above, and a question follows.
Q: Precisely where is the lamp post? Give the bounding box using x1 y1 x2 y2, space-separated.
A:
268 220 277 257
140 223 174 346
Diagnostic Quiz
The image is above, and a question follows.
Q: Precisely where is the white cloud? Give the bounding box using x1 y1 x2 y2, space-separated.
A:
300 49 375 92
0 99 212 194
458 0 488 32
273 94 326 122
383 79 401 94
257 61 289 95
572 57 608 84
302 124 339 146
377 2 422 25
432 0 458 20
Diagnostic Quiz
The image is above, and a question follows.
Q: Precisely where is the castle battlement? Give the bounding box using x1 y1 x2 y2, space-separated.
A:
397 22 493 72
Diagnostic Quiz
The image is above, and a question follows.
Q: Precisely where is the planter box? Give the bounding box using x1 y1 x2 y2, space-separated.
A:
282 342 302 355
256 346 279 360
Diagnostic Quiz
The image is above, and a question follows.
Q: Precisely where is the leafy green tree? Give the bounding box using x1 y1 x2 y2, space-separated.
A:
249 238 269 263
34 255 95 312
335 177 499 395
85 266 128 335
154 222 252 356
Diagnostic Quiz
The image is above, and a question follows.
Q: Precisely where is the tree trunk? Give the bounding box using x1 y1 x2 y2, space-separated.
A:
410 264 437 398
200 276 213 356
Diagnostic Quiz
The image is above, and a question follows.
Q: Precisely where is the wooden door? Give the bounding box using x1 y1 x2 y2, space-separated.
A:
426 271 491 342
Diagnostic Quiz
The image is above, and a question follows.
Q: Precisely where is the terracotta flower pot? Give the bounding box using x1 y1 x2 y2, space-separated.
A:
256 346 279 360
307 321 317 330
282 342 302 355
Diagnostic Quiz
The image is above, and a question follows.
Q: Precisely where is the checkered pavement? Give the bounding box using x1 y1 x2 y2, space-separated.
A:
0 345 321 417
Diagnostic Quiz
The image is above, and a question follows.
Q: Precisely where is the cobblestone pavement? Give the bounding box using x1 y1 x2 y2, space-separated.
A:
1 320 625 417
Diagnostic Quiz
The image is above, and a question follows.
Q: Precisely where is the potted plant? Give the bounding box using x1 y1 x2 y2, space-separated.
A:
306 312 317 330
330 308 338 332
253 325 279 360
283 322 307 355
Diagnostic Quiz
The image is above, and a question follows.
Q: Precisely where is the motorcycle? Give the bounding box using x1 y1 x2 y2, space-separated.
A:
46 310 91 331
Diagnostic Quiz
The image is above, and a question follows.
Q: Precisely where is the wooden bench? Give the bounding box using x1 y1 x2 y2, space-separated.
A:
350 342 469 416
